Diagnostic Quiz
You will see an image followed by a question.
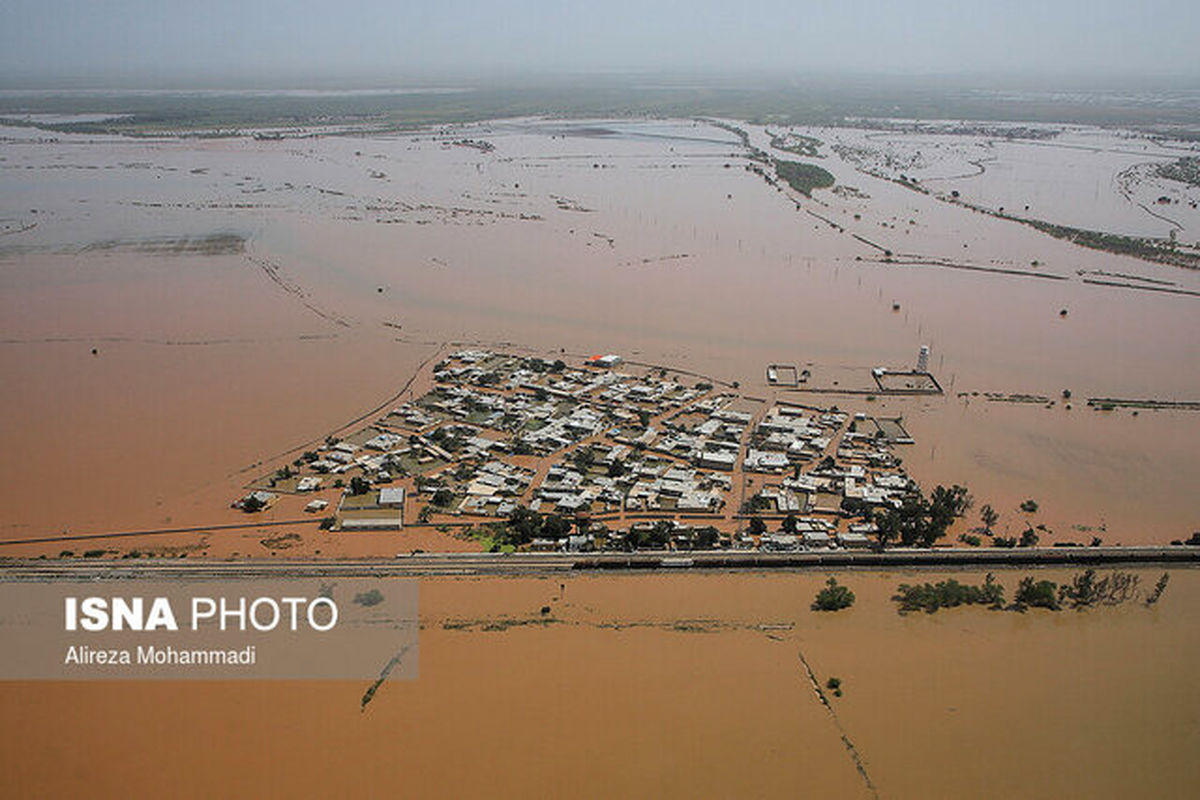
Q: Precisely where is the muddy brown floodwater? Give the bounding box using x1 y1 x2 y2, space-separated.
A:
1 568 1196 798
1 117 1198 795
2 118 1198 549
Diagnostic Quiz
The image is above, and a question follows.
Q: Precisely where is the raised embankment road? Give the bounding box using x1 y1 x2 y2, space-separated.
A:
2 547 1197 581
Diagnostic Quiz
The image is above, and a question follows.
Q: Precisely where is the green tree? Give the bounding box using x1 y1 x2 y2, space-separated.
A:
694 526 720 549
1059 569 1140 608
812 577 855 612
840 496 871 517
1014 576 1059 610
980 504 998 532
748 517 767 537
872 504 902 550
892 574 1005 614
571 446 596 473
887 496 929 547
648 519 674 547
505 505 543 545
927 484 971 541
1147 573 1170 606
542 514 573 540
741 494 771 514
872 486 966 549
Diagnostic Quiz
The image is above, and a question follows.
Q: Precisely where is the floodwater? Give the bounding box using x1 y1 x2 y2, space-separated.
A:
815 123 1200 241
3 113 1200 800
2 118 1200 551
2 116 1200 550
1 568 1196 798
2 114 1199 798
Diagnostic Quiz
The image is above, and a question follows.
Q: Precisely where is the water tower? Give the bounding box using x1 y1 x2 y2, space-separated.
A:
916 345 930 373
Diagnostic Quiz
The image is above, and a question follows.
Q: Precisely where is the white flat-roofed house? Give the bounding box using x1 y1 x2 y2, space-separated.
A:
698 450 736 471
233 490 275 510
746 449 789 473
340 516 401 531
378 487 406 507
714 409 752 425
839 530 873 549
364 432 404 451
762 533 800 551
803 530 832 548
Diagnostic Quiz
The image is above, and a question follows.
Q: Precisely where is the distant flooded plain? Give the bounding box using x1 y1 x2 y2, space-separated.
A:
3 113 1199 798
2 116 1198 547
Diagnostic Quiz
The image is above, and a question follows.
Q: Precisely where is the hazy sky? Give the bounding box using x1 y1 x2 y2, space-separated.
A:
2 0 1198 86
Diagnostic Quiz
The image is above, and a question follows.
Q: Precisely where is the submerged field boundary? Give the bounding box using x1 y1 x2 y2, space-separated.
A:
2 547 1199 580
795 646 879 798
1081 278 1200 298
0 519 315 547
864 257 1070 281
229 340 449 481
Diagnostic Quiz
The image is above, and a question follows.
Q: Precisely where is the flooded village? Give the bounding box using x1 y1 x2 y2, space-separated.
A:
2 82 1200 799
3 108 1200 553
236 348 935 554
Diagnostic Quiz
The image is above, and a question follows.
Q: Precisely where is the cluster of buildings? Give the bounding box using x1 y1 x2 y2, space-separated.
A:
456 460 534 517
236 349 921 548
627 393 749 472
744 405 845 473
528 444 730 516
